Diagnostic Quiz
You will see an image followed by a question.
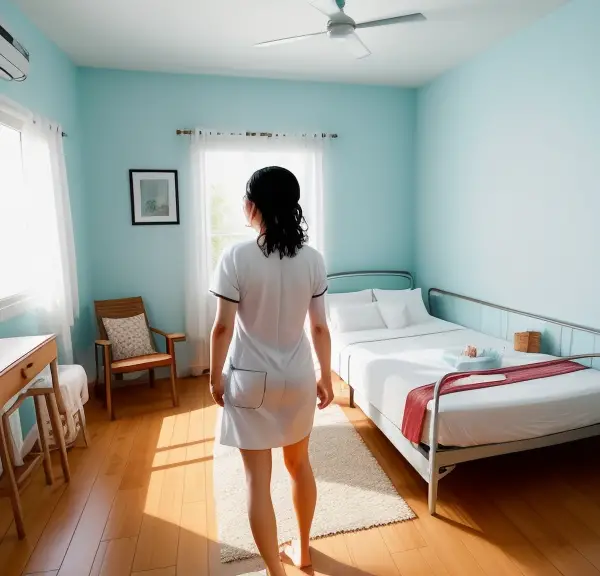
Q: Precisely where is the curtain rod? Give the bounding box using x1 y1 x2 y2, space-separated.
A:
176 129 337 139
31 119 67 137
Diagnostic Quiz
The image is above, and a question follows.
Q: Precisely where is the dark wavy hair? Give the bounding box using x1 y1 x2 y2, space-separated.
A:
246 166 308 258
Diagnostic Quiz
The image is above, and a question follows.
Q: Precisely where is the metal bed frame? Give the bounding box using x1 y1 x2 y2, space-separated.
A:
327 270 415 289
328 272 600 514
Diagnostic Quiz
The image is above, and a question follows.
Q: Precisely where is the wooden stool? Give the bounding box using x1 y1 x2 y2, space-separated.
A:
30 364 91 450
0 384 70 539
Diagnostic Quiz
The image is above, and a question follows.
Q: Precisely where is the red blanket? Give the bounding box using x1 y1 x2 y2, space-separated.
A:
401 359 588 443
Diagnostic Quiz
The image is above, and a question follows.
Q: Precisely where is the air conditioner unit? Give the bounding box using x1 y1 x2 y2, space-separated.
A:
0 21 29 81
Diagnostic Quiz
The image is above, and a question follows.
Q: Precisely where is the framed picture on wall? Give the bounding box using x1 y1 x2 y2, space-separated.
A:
129 169 180 225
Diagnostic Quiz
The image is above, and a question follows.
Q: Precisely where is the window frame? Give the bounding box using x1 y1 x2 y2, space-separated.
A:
0 102 32 321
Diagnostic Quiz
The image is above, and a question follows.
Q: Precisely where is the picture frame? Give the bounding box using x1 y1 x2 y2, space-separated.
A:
129 169 180 225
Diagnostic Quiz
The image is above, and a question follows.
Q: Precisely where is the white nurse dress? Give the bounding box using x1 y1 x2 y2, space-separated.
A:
210 240 328 450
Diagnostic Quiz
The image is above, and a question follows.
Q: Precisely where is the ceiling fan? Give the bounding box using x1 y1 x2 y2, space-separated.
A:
254 0 426 59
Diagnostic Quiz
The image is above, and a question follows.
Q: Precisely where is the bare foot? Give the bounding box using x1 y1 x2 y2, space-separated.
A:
281 540 312 568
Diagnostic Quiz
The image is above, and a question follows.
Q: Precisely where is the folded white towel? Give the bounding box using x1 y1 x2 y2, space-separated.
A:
453 374 506 388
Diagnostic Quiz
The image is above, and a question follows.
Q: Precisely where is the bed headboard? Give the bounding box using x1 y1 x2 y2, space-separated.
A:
327 270 414 294
429 288 600 367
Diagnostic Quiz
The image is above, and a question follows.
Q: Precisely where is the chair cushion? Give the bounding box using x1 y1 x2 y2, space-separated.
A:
102 313 155 361
111 353 172 372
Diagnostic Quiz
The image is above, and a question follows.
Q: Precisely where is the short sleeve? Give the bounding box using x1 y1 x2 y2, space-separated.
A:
312 251 328 299
210 248 240 303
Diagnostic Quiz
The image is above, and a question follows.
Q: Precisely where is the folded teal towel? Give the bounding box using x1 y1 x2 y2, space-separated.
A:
443 349 502 372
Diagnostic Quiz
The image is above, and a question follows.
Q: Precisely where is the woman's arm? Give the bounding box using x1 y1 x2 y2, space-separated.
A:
308 296 333 409
209 298 238 406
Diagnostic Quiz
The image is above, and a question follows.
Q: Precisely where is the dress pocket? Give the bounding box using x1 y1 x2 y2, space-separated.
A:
227 367 267 409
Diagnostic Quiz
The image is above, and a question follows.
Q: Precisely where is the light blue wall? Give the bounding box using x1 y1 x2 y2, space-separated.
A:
79 69 416 368
1 0 92 432
416 0 600 329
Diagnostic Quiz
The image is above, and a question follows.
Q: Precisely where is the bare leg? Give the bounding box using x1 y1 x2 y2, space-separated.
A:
239 448 286 576
281 434 315 568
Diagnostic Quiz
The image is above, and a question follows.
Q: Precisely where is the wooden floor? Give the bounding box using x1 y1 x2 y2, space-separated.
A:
2 377 600 576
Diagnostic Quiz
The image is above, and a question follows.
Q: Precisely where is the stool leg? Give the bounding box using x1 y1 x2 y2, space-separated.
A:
50 360 66 415
45 393 71 483
0 418 25 539
1 413 17 470
34 395 54 485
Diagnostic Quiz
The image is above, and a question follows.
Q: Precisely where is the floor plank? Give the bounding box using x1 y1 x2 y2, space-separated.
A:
380 521 426 554
119 414 164 492
102 487 146 541
132 412 187 572
311 535 356 576
435 498 524 576
418 547 451 576
495 496 600 576
521 479 600 570
393 549 436 576
89 536 137 576
345 528 401 575
0 497 15 541
447 482 561 576
131 567 176 576
131 415 173 573
183 407 206 504
177 500 209 575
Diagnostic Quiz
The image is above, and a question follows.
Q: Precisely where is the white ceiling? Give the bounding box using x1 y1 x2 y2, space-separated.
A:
15 0 568 86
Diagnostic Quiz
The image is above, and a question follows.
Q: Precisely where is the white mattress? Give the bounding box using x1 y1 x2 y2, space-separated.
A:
332 320 600 447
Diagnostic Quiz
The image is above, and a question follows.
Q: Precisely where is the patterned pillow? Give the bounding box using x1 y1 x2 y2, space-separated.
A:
102 314 155 361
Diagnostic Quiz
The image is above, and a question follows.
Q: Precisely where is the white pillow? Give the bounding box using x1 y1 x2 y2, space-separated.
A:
330 302 386 333
377 301 410 330
373 288 431 324
325 289 373 321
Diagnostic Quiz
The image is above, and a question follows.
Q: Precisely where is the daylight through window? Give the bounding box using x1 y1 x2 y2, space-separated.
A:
206 149 322 269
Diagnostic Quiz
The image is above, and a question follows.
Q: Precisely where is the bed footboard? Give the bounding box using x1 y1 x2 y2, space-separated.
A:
427 352 600 515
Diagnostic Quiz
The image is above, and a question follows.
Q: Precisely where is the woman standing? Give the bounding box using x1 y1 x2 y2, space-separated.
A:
209 166 333 576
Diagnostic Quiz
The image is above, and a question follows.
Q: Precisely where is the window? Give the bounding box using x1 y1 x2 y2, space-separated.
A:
206 148 323 269
0 111 31 318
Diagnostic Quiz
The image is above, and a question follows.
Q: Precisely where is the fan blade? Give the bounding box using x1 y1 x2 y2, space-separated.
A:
344 31 371 59
308 0 342 18
356 12 426 30
254 31 326 47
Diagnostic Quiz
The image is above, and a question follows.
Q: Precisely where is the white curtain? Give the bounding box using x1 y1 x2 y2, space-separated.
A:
0 102 78 474
184 130 325 376
185 131 212 376
21 114 79 362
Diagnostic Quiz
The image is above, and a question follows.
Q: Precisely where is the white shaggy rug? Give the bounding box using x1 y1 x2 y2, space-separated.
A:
213 403 415 564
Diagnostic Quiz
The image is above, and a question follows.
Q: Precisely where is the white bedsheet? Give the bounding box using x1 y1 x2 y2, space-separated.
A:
332 321 600 447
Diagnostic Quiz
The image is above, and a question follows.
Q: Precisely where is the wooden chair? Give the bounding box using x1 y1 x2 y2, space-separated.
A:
94 297 186 420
